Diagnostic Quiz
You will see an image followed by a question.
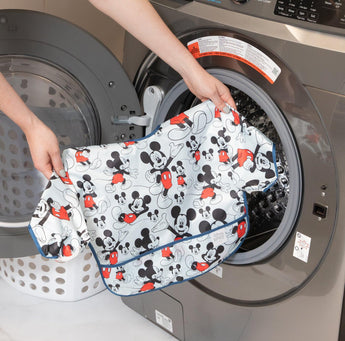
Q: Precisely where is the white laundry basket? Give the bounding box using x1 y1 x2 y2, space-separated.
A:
0 248 106 301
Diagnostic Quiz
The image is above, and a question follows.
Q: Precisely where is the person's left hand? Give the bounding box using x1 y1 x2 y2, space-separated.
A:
23 116 65 179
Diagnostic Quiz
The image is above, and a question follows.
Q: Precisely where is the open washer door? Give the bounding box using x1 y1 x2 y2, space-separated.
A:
125 28 337 305
0 10 143 257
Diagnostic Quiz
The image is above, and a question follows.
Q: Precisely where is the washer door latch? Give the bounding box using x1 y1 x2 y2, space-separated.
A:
111 86 164 132
313 203 328 219
112 113 152 126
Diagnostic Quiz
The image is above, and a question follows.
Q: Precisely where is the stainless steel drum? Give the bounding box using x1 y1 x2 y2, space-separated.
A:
0 56 98 227
0 10 142 257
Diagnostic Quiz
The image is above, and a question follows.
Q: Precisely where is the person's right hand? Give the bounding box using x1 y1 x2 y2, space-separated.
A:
24 116 65 179
182 66 236 112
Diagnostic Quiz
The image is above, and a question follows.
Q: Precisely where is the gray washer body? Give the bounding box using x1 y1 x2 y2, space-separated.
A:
121 1 345 341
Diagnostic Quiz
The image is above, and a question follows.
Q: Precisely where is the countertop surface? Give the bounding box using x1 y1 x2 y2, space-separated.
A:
0 278 177 341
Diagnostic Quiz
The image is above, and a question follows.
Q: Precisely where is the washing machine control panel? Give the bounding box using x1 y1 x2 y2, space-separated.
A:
194 0 344 34
274 0 345 28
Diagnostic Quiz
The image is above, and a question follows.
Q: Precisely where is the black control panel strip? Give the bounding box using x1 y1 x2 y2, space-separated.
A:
274 0 345 29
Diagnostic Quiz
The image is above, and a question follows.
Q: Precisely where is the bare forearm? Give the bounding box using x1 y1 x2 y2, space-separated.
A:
0 72 64 178
88 0 203 77
89 0 236 110
0 72 37 134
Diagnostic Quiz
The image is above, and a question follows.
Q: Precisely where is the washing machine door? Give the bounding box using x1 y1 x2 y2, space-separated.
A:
0 10 142 258
132 29 337 304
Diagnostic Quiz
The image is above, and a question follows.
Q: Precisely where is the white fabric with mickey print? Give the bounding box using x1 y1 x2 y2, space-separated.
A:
29 100 277 296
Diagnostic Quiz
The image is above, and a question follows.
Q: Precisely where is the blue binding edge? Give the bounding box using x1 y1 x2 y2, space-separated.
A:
27 224 58 259
263 143 278 193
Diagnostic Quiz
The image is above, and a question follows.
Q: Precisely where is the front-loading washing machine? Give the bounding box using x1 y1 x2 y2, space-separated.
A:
0 1 146 258
121 1 345 340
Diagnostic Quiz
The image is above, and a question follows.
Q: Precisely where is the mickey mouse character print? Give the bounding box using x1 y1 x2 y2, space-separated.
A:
29 100 278 296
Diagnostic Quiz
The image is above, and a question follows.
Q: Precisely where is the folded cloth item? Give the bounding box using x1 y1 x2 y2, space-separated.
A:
28 100 277 296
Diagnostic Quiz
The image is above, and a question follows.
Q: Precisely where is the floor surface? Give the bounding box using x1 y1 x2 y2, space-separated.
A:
0 278 177 341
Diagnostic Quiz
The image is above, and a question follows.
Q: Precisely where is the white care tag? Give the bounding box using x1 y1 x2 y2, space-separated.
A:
293 232 311 263
211 228 228 246
155 309 173 333
210 265 223 278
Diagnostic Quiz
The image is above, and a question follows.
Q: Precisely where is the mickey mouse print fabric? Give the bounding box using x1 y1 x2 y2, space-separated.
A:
28 100 278 296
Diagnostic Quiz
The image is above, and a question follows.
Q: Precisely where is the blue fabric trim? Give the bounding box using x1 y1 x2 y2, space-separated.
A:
97 213 248 268
263 143 279 193
27 224 58 259
124 124 161 143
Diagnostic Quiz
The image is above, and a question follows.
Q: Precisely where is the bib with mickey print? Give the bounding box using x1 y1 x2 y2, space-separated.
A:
28 100 277 296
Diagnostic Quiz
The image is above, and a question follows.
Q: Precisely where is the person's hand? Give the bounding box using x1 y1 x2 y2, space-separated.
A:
23 116 65 179
87 0 236 113
182 66 237 112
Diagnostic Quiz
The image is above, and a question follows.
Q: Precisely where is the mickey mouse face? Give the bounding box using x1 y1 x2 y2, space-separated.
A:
114 192 126 205
148 235 160 249
255 153 271 170
131 197 146 214
77 175 96 195
94 216 106 229
189 243 201 255
202 149 214 161
188 136 199 150
169 264 181 275
174 192 185 204
199 206 211 219
34 199 49 218
129 191 151 215
174 215 190 234
217 136 228 148
103 236 117 251
97 220 106 229
152 266 163 280
96 230 117 252
138 260 163 282
109 283 120 292
210 172 222 185
173 161 185 176
118 242 130 255
150 150 166 169
202 243 224 264
107 151 130 172
148 210 159 221
135 228 160 251
203 246 219 263
83 180 94 194
120 158 130 171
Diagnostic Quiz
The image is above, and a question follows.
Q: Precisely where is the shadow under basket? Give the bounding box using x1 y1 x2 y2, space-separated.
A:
0 248 106 301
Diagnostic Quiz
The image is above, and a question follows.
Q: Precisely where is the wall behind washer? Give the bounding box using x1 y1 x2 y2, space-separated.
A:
0 0 126 61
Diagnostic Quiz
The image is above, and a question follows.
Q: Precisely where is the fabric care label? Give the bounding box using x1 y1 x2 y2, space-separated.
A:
187 36 281 84
155 310 173 333
293 232 311 263
210 266 223 279
211 228 228 246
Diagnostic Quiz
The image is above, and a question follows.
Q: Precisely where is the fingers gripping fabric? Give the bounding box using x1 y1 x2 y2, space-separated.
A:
29 101 278 296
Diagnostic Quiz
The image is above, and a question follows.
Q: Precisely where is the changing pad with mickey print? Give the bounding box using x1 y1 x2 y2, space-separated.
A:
28 100 278 296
